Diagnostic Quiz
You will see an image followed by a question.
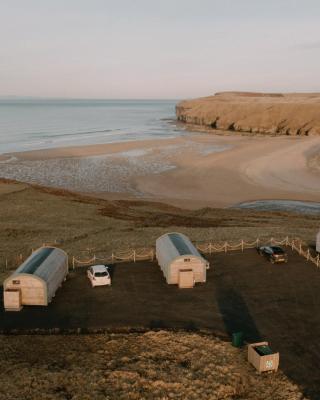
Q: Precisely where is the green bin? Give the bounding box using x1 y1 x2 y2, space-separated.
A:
232 332 244 347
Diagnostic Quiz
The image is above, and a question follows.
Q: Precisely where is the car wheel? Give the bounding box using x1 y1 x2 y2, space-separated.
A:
270 258 275 264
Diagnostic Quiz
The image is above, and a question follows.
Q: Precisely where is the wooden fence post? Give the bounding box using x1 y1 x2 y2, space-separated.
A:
5 259 8 270
55 237 319 273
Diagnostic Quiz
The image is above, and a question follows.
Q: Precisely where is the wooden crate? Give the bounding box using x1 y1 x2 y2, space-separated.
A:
248 341 279 373
4 289 23 311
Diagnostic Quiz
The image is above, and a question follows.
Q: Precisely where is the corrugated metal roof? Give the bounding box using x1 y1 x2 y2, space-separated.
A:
17 248 55 275
168 233 193 256
12 247 67 284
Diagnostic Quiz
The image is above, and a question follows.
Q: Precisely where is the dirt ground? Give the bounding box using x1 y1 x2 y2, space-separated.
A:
1 248 320 398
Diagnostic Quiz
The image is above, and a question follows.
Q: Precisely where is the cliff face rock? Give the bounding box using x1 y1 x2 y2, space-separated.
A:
176 92 320 135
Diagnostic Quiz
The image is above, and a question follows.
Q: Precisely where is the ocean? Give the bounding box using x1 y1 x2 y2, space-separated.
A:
0 99 319 214
0 99 184 154
0 98 231 196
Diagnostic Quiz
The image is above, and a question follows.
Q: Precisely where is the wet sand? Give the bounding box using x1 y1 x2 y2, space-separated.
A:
135 135 320 208
0 134 319 208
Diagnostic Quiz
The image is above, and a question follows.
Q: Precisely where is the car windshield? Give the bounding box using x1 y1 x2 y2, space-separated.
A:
95 271 108 277
272 247 284 254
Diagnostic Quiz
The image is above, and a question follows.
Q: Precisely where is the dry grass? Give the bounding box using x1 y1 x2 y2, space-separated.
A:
0 179 316 398
0 331 305 400
0 179 319 275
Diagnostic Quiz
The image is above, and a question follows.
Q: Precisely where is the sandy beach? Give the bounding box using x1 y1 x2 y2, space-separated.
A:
135 135 320 208
0 133 319 208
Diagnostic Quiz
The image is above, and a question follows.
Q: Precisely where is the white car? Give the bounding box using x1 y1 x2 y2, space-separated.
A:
87 265 111 287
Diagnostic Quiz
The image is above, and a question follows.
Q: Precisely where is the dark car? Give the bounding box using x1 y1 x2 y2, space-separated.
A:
258 246 288 264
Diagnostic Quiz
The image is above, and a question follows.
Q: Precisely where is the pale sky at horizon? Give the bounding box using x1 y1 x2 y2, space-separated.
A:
1 0 320 99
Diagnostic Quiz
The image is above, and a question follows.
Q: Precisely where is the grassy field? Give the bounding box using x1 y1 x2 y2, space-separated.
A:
0 179 319 399
1 178 319 275
0 331 304 400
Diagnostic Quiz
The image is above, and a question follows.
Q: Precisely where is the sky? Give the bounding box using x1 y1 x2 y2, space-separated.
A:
1 0 320 99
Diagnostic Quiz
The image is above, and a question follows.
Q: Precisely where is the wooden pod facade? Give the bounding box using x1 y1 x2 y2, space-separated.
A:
3 247 68 309
156 232 209 286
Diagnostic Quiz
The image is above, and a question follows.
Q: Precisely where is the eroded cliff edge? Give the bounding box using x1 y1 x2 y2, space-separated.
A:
176 92 320 135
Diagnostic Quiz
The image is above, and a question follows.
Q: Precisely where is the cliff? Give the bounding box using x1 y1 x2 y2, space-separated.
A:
176 92 320 135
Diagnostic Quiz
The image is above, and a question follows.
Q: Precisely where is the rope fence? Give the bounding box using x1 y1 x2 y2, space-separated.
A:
71 248 155 269
70 236 319 270
196 237 289 254
1 236 319 272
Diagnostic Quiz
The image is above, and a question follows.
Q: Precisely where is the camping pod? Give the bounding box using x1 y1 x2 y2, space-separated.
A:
156 232 209 287
3 247 68 310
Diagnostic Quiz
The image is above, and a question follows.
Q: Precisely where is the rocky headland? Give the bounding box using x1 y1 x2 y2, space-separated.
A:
176 92 320 136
